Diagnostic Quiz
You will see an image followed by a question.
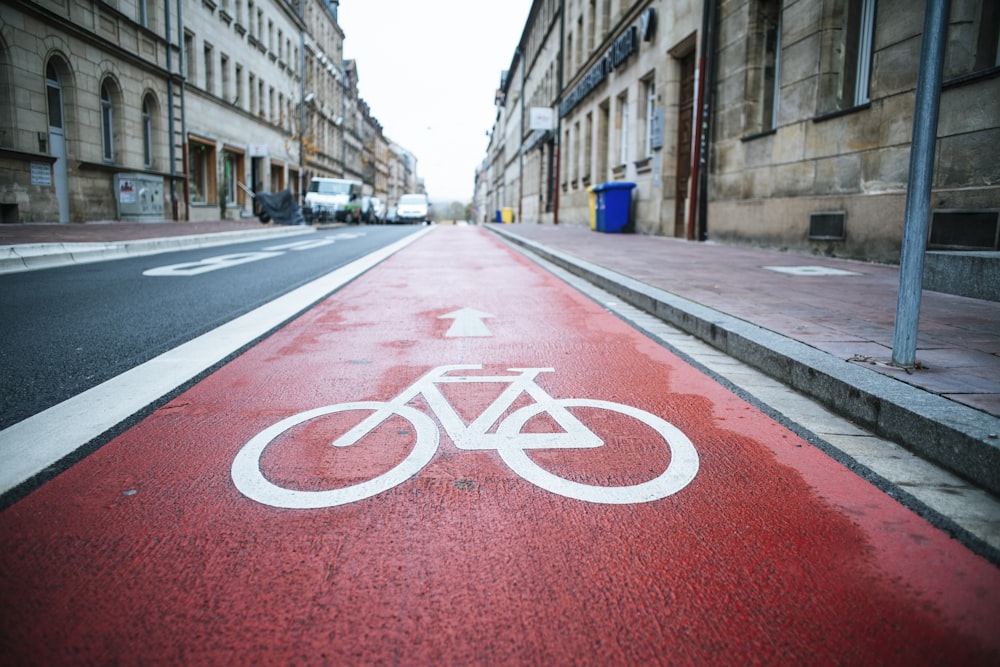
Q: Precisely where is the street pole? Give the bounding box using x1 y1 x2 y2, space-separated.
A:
891 0 951 368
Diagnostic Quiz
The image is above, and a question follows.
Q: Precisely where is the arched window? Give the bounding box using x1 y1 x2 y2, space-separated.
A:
101 82 113 161
46 62 63 132
142 96 153 167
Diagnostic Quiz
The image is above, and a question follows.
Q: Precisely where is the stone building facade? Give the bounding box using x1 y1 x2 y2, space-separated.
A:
710 0 1000 261
478 0 1000 264
0 0 417 224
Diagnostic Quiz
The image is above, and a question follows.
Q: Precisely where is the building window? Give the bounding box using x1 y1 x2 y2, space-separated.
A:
563 128 570 187
747 0 781 134
946 0 1000 79
142 96 153 168
220 54 230 103
138 0 148 27
188 138 216 204
567 32 574 74
617 92 629 166
184 32 195 82
45 62 63 133
204 43 214 93
598 99 610 180
642 76 656 158
235 64 243 108
101 82 114 162
587 0 596 53
572 120 580 184
842 0 875 107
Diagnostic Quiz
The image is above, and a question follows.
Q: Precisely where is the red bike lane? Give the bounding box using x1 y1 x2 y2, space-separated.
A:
1 226 997 665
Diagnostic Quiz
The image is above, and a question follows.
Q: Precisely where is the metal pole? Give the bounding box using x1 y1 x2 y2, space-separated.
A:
518 47 525 224
891 0 951 368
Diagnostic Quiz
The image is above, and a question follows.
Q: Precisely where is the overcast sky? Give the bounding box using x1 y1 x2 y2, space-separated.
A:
338 0 533 203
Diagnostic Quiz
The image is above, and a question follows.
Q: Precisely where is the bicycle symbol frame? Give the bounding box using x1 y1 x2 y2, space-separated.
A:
231 364 699 508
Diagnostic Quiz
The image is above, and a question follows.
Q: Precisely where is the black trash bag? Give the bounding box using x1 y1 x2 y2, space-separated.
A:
255 189 306 225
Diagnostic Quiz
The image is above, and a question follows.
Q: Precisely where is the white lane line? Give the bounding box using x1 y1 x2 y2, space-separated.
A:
0 227 432 495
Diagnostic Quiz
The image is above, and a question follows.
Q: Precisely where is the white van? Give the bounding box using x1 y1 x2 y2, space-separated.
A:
395 193 432 224
305 178 363 223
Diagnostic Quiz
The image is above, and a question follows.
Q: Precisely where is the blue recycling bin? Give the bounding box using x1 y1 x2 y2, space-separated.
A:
593 181 636 233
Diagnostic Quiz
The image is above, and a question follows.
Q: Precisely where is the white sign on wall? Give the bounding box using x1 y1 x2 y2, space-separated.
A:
529 107 555 131
30 162 52 186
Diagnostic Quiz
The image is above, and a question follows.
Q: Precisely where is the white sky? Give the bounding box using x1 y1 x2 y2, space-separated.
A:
338 0 533 203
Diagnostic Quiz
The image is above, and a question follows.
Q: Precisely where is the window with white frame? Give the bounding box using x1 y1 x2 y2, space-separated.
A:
643 76 656 158
842 0 875 107
617 92 629 166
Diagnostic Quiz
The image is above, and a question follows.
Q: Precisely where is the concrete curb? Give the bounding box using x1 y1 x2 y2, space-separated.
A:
0 225 315 275
490 226 1000 496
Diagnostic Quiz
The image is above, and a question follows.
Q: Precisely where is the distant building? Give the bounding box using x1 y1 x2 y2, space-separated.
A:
0 0 418 224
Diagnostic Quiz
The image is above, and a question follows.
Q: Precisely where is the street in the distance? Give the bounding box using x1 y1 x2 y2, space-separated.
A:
1 226 996 665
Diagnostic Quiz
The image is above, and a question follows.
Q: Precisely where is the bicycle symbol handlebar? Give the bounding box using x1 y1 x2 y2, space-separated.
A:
231 365 699 508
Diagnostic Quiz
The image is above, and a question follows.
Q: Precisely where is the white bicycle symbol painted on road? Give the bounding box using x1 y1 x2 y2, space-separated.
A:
231 365 699 508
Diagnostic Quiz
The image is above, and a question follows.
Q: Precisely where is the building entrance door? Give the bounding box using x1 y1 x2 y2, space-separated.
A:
674 52 695 238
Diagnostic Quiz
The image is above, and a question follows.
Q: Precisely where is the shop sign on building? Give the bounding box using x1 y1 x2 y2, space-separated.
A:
559 26 640 117
529 107 555 131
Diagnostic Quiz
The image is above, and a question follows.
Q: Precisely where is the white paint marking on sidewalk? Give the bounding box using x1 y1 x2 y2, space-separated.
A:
0 227 433 496
763 265 861 276
438 307 494 337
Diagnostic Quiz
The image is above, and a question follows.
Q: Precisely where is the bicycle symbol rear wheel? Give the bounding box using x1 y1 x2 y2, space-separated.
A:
231 402 438 509
495 399 699 504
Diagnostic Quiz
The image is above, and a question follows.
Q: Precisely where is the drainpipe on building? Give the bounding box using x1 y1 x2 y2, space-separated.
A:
689 0 717 242
164 0 177 220
553 0 565 225
298 2 306 205
177 0 189 220
518 47 525 224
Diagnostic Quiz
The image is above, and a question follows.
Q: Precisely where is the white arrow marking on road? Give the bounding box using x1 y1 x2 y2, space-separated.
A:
439 308 494 337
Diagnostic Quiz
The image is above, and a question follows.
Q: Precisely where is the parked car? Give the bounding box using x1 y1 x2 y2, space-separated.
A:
362 196 385 223
395 193 432 224
385 205 398 224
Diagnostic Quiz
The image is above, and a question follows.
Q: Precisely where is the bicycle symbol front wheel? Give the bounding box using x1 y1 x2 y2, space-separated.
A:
495 399 699 504
231 402 438 509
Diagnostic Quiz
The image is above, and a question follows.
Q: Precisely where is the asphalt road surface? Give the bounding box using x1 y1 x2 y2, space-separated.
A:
0 225 422 430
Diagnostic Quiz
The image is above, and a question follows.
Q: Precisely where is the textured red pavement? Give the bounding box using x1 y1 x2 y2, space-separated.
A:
496 223 1000 417
1 226 997 665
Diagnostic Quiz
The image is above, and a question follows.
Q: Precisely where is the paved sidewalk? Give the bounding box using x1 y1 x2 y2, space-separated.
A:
486 223 1000 497
0 220 316 273
2 219 998 495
